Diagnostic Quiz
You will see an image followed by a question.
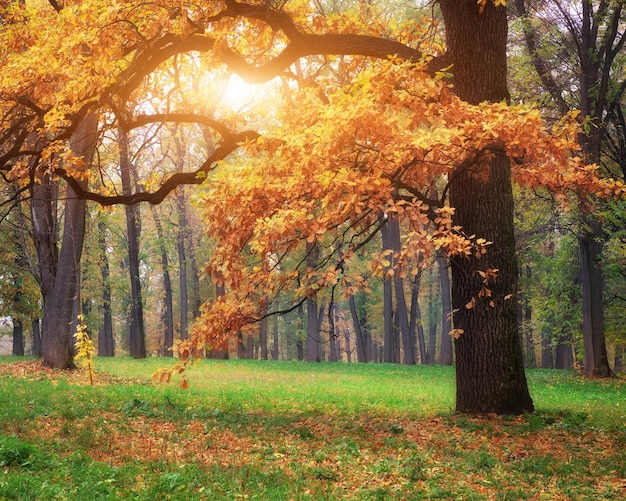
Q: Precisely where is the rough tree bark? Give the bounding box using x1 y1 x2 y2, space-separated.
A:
38 114 97 369
440 0 534 414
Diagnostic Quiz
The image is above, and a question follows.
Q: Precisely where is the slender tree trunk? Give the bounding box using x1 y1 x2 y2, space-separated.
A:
31 319 41 357
579 216 613 376
317 301 326 361
188 235 202 320
409 270 426 364
306 242 321 362
381 222 396 363
427 323 437 365
259 305 268 360
176 190 189 342
437 252 453 365
272 315 280 360
119 130 145 359
297 302 304 361
328 305 338 362
349 294 367 362
206 281 229 359
343 314 352 362
96 220 115 356
440 0 533 414
387 217 416 365
151 208 174 356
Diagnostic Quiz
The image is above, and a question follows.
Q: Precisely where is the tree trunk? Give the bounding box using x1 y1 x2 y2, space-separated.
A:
297 302 304 361
579 216 613 376
259 305 268 360
343 312 353 362
31 319 41 357
388 216 416 365
437 252 453 365
440 0 534 414
272 315 280 360
12 321 24 356
329 305 339 362
555 339 574 370
96 220 115 356
151 208 174 356
306 242 321 362
409 270 426 364
381 221 396 363
177 190 189 342
349 294 368 362
206 281 229 359
119 130 146 359
38 115 97 369
188 234 202 320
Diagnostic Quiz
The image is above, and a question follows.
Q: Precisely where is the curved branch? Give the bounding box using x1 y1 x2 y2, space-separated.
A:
58 129 260 205
123 113 235 140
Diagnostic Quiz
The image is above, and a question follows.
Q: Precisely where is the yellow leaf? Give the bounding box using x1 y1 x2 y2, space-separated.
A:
449 328 464 339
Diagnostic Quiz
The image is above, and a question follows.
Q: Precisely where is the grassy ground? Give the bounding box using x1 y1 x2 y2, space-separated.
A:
0 356 624 500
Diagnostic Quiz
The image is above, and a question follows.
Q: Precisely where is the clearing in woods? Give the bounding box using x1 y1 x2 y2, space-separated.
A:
0 357 624 500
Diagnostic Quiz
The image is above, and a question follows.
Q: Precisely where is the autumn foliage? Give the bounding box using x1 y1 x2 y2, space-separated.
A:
189 58 622 362
1 0 623 376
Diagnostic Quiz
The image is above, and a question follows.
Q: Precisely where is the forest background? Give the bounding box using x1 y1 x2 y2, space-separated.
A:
0 0 625 379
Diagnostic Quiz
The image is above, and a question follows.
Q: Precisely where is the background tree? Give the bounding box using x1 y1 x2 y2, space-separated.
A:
512 0 625 377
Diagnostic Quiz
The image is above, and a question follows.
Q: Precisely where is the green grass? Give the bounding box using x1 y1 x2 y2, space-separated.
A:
0 356 624 500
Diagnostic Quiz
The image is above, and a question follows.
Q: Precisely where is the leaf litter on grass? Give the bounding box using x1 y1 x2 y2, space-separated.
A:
1 359 625 499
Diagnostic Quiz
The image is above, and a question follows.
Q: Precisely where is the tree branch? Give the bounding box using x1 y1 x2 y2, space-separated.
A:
57 129 259 205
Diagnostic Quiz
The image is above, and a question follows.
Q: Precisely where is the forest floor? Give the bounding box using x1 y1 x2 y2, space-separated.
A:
0 357 625 500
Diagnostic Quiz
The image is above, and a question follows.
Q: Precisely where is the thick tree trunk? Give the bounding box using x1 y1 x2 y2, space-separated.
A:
440 0 533 414
555 339 574 370
38 115 97 369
